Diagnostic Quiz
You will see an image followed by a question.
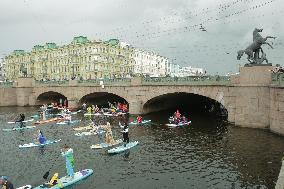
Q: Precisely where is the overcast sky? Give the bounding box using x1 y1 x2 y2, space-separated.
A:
0 0 283 74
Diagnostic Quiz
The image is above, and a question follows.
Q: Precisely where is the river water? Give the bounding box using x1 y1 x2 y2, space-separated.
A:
0 106 284 189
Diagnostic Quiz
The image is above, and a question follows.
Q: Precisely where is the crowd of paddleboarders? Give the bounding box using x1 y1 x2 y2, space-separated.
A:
1 100 191 188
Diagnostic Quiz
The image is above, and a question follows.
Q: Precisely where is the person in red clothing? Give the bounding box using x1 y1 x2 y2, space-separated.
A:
137 115 143 123
174 110 181 119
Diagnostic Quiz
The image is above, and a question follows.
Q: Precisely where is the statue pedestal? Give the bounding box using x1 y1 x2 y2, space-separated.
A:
239 65 274 86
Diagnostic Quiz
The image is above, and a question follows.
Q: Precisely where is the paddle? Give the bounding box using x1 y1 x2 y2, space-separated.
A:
42 155 62 180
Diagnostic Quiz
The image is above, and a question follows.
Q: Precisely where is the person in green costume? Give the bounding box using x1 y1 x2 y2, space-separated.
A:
61 145 75 178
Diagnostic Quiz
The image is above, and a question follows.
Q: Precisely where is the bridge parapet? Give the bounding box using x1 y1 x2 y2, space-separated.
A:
141 76 230 86
272 73 284 86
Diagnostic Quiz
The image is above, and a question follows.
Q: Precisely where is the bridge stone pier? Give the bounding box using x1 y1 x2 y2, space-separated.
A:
1 65 284 135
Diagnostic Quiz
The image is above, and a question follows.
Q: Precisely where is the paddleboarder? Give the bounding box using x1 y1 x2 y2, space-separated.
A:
136 115 143 123
38 130 46 144
15 114 25 128
0 176 14 189
61 145 75 179
120 123 129 147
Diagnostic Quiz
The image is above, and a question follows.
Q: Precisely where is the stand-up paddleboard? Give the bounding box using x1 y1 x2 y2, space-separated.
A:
33 169 93 189
108 141 139 154
16 185 32 189
116 112 128 116
166 121 191 127
73 125 92 131
129 120 151 125
56 120 81 125
34 118 64 125
90 139 123 149
8 119 34 124
103 113 118 117
2 126 36 132
19 139 61 148
84 113 102 116
75 130 105 137
31 115 40 119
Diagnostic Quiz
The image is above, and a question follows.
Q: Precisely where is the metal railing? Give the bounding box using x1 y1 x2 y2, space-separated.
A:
141 76 231 86
34 80 69 86
0 81 13 88
272 73 284 86
78 78 131 86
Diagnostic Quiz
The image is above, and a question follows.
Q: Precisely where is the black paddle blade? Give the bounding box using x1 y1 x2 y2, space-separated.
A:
43 171 50 179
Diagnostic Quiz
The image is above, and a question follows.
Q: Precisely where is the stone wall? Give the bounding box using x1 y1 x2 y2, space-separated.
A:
270 87 284 135
0 87 17 106
232 66 273 128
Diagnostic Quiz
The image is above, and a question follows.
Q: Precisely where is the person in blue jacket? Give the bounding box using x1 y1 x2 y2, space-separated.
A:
38 130 46 144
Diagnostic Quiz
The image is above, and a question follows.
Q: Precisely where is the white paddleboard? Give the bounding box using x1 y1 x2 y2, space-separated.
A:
8 119 34 124
90 139 123 149
108 141 139 154
19 139 61 148
2 126 36 132
166 121 191 127
16 185 32 189
33 169 93 189
75 130 105 137
129 120 151 125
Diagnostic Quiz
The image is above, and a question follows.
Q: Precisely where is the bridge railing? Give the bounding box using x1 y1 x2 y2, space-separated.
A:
34 80 69 86
272 73 284 86
0 81 13 88
141 76 231 85
78 78 131 86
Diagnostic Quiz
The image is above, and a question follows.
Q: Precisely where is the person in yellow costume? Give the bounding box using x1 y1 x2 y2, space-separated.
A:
87 106 92 114
48 173 59 186
105 122 115 144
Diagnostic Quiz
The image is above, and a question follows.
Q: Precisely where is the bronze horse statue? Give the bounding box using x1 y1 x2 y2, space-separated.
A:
237 28 276 64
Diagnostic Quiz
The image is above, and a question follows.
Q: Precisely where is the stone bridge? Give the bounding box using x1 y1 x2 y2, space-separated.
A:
1 66 284 135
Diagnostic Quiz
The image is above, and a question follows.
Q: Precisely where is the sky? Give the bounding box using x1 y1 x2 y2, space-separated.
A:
0 0 283 74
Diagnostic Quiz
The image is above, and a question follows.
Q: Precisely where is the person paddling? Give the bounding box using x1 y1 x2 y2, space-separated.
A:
38 130 46 144
136 115 143 123
15 114 25 128
120 123 129 147
61 145 75 179
0 176 14 189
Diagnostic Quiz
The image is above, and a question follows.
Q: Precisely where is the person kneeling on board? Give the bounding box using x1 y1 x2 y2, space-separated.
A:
38 130 46 144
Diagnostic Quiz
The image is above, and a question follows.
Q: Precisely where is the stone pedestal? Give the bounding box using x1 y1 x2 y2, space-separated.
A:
68 99 79 109
131 77 142 86
128 100 143 115
15 77 34 87
239 66 274 86
234 66 273 128
69 80 78 86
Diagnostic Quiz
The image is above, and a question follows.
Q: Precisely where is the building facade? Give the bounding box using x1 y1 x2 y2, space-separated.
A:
0 57 6 81
4 37 135 81
133 49 169 77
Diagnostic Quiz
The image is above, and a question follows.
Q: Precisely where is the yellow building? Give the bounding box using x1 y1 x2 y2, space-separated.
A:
4 36 135 81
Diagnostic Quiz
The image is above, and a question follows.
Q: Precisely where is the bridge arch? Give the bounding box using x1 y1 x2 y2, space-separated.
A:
141 86 229 119
79 92 129 107
36 91 67 106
